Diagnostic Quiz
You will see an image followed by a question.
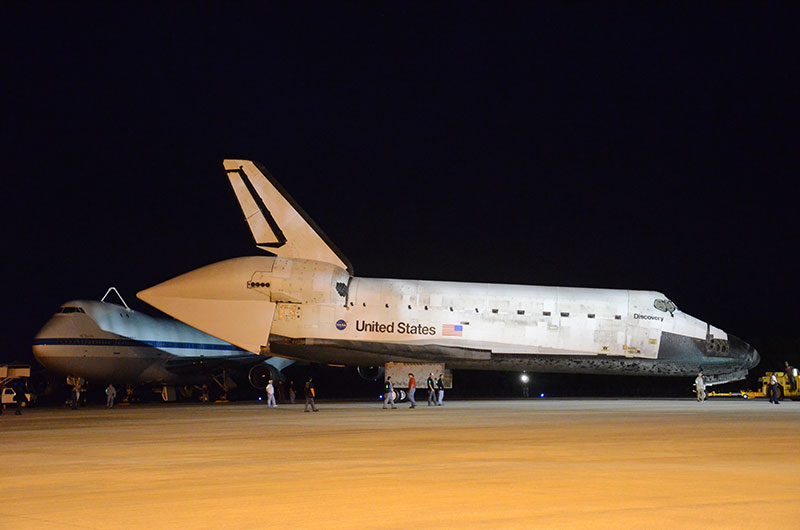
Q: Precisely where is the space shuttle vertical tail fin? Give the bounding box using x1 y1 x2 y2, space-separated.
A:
223 159 353 274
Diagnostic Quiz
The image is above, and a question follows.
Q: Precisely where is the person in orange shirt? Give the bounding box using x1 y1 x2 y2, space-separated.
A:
407 373 417 409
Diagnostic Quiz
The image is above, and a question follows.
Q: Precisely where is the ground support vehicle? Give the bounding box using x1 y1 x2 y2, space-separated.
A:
708 371 799 400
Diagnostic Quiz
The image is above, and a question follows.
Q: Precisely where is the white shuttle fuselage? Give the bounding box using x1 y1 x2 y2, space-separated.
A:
138 160 759 385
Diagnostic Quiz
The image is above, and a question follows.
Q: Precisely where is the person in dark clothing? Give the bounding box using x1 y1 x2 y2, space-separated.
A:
427 373 436 406
14 383 28 415
304 377 318 412
436 374 445 406
383 376 396 409
785 361 797 391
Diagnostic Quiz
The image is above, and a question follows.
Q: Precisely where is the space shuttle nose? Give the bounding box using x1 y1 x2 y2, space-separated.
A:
750 348 760 369
137 256 278 354
728 334 760 370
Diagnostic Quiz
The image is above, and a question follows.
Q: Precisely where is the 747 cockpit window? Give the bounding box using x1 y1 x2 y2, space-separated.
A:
59 307 85 314
653 298 677 315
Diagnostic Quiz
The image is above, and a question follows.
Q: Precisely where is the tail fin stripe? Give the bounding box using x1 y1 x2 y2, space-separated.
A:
226 167 287 248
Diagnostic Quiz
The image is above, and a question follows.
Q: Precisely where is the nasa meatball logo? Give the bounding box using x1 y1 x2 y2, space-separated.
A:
335 319 347 331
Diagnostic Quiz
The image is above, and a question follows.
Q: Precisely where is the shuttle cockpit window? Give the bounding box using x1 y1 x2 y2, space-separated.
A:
58 306 85 314
653 298 677 316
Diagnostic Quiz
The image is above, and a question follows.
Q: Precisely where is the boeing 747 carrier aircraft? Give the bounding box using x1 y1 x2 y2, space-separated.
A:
138 160 759 387
33 292 293 400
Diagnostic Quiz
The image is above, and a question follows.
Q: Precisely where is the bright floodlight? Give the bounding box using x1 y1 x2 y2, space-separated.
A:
520 374 530 383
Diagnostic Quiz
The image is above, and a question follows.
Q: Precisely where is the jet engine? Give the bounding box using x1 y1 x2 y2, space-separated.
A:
357 365 385 382
248 362 282 389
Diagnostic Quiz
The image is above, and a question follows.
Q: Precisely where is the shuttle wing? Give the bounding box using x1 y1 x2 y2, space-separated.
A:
224 160 353 274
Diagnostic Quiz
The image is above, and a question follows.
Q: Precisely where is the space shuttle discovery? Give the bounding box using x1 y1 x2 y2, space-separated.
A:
138 160 759 386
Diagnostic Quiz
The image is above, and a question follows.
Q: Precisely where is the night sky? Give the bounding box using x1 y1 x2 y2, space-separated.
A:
3 3 799 395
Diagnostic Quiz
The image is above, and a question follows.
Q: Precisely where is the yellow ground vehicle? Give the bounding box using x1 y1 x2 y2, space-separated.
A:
708 371 800 400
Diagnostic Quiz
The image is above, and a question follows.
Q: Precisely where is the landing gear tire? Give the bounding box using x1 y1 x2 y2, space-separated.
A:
179 386 195 400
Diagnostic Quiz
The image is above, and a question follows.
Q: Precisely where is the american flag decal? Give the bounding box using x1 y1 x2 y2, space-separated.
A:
442 324 463 337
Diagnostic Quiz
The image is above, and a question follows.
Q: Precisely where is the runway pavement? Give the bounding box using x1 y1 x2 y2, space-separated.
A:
1 399 798 529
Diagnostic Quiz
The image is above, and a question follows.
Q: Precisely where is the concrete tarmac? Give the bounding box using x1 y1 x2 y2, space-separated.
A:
1 399 799 529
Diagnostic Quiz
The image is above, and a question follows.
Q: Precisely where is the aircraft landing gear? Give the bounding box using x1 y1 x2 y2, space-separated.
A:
210 369 237 402
161 386 177 402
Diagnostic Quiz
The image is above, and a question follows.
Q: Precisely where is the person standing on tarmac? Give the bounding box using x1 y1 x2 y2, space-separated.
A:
383 376 397 409
70 385 80 409
785 361 797 391
769 372 780 404
304 377 318 412
407 373 417 409
427 373 436 406
266 379 277 408
14 383 27 415
105 384 117 408
289 380 296 404
694 372 706 402
436 374 445 406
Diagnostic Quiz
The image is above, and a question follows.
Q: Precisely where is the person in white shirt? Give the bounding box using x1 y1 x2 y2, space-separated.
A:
266 379 277 408
694 372 706 402
769 373 780 404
